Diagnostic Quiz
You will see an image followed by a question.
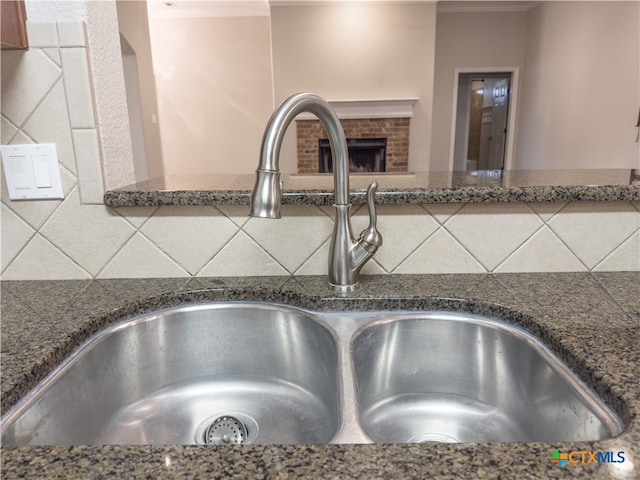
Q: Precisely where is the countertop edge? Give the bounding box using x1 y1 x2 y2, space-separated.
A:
103 184 640 208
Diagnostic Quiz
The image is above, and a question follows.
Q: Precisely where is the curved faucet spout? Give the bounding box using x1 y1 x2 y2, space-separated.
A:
251 93 350 210
250 93 382 292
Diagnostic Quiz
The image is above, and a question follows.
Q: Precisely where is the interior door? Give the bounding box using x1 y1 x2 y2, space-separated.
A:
488 78 510 170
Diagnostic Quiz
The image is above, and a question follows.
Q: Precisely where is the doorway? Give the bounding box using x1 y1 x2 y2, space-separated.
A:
451 69 518 172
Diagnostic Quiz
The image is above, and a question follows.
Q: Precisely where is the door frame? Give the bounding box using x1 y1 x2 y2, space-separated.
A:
448 66 520 171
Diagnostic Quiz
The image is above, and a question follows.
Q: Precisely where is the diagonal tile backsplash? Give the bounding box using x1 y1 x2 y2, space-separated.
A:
1 49 61 127
394 227 487 274
547 201 640 269
197 230 289 277
98 232 189 279
242 205 334 273
39 188 136 276
4 198 634 280
140 205 238 275
594 230 640 272
1 204 35 272
1 21 639 281
3 233 92 280
443 203 544 271
353 204 441 272
494 226 588 273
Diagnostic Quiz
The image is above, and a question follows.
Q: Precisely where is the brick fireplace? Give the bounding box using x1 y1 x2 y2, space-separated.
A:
294 99 417 174
296 118 410 173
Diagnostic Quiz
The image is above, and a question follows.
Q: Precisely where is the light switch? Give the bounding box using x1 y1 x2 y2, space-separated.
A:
32 155 52 188
1 144 64 200
8 155 30 189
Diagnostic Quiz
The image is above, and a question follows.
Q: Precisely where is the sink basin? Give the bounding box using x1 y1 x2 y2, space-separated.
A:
1 303 340 445
1 304 623 446
351 313 623 443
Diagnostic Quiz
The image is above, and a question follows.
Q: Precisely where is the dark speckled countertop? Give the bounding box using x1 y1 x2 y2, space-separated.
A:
103 169 640 207
1 273 639 479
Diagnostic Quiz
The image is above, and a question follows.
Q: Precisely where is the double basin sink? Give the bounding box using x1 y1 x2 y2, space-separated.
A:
1 302 623 445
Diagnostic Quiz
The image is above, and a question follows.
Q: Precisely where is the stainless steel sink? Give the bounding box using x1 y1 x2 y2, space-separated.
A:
0 303 340 445
1 304 623 446
351 313 623 443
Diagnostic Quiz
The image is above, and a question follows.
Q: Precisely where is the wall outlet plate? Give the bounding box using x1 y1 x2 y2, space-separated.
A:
1 144 64 200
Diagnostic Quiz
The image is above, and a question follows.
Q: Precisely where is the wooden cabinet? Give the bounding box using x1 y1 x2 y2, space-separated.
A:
1 0 28 49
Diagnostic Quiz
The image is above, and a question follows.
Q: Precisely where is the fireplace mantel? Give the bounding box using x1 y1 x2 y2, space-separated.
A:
296 98 419 120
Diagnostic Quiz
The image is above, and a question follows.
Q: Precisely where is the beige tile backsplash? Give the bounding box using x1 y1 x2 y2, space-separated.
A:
1 22 639 280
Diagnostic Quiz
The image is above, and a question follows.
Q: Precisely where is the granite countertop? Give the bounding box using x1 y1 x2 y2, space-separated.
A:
103 169 640 207
1 273 639 479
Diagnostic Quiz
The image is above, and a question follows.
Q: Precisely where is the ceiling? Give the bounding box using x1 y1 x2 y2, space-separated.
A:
146 0 543 18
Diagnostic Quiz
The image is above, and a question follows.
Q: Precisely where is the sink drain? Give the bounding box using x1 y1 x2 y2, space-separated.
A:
204 415 248 445
197 413 258 445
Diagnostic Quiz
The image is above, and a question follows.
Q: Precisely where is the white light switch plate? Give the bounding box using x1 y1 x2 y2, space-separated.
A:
1 144 64 200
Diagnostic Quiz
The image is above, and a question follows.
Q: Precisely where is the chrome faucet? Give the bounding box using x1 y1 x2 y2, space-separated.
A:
249 93 382 292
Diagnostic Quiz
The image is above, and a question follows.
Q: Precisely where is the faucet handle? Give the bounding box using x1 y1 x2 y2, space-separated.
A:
358 181 383 249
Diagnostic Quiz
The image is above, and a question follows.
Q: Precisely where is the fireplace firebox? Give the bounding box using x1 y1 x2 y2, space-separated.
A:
319 138 387 173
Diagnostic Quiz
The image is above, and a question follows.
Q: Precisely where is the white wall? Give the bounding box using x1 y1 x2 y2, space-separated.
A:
148 14 274 176
432 2 639 171
431 10 528 171
117 0 164 180
270 3 436 173
515 1 640 169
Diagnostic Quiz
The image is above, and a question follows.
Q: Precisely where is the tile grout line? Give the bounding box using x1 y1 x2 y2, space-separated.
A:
490 204 552 273
492 224 577 273
390 205 492 274
35 186 106 279
0 206 38 276
418 202 466 225
188 206 274 277
92 226 142 280
190 212 253 277
97 205 193 278
542 214 593 273
389 204 468 274
545 200 640 271
215 205 251 229
110 205 160 230
239 223 297 276
526 200 569 224
439 221 491 273
1 114 21 144
8 59 64 135
13 231 93 279
241 205 335 275
437 204 498 272
194 227 246 278
590 227 640 272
